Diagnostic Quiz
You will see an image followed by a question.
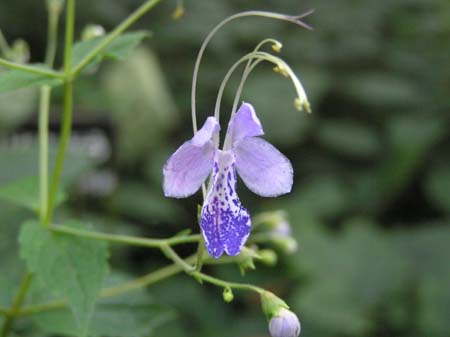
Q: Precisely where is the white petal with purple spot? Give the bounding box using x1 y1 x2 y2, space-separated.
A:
200 150 251 258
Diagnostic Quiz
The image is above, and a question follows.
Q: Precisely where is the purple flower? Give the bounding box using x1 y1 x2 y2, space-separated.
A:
163 103 293 258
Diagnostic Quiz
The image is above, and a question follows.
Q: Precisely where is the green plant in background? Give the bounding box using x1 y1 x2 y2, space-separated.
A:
0 1 315 336
1 1 449 337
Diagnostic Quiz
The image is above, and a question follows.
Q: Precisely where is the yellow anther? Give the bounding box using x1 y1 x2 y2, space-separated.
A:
271 42 282 53
294 97 311 113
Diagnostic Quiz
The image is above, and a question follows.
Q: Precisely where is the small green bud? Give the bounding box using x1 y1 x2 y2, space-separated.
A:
9 39 30 64
223 287 234 302
81 24 106 41
253 210 288 231
259 249 278 266
260 291 289 320
272 236 298 255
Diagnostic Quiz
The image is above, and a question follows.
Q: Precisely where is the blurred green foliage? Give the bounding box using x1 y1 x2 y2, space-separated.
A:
0 0 449 336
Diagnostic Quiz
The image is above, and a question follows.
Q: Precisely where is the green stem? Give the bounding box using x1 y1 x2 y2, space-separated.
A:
71 0 163 77
50 224 201 247
39 3 61 225
45 81 73 225
164 246 264 294
0 273 33 337
195 237 206 271
0 57 63 77
191 272 264 294
17 251 265 317
161 244 194 272
63 0 75 75
18 254 198 316
39 86 50 224
45 0 75 225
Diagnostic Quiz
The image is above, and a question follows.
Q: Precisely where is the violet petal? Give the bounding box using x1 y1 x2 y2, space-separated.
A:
234 137 293 197
226 102 264 145
163 117 219 198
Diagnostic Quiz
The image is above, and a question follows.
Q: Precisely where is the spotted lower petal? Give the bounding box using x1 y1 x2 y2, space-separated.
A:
200 150 251 258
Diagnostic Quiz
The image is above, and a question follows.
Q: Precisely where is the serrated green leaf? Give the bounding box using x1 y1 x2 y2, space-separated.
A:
32 273 175 337
0 65 62 93
0 176 66 212
19 220 109 336
72 31 151 69
0 202 28 308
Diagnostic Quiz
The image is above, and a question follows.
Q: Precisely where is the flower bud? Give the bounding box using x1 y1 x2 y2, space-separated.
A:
272 220 291 237
272 236 298 254
258 249 278 266
269 308 301 337
9 39 30 64
223 287 234 302
254 210 288 230
81 24 106 41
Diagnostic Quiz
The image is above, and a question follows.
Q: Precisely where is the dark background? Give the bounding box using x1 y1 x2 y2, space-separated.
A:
0 0 449 336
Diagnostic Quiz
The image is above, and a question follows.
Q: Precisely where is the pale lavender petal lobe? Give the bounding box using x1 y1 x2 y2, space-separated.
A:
192 117 220 146
163 117 219 198
227 102 264 145
200 150 251 258
234 137 293 197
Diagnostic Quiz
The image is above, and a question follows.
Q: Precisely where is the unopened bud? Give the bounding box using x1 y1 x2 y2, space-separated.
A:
272 236 298 254
9 39 30 64
223 287 234 302
82 24 106 41
269 308 301 337
259 249 278 266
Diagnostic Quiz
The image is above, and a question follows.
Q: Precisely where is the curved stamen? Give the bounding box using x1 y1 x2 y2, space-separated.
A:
231 38 283 116
191 10 313 134
212 51 310 150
